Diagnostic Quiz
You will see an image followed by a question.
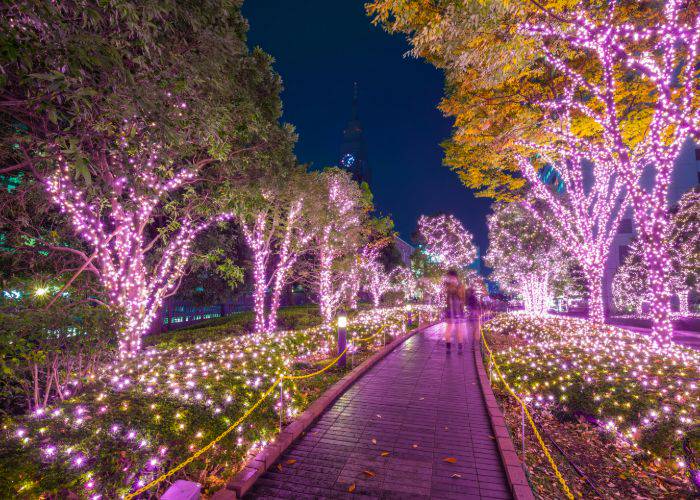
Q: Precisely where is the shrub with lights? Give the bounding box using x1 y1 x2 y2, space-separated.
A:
483 313 699 470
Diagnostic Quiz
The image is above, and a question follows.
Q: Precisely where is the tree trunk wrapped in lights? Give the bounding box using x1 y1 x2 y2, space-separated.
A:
523 0 700 345
486 203 568 316
306 168 371 324
359 245 393 308
516 120 628 323
46 134 233 357
614 190 699 317
238 173 316 333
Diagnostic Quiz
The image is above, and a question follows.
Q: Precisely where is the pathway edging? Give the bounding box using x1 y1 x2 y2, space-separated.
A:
473 326 535 500
221 321 438 499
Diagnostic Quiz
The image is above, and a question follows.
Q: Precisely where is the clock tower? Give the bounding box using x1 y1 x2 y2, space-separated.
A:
339 83 371 185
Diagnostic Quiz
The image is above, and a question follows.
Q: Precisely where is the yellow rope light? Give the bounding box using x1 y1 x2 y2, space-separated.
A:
351 324 386 343
480 324 575 500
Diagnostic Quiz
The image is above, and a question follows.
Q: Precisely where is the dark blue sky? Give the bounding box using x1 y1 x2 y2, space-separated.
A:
242 0 492 253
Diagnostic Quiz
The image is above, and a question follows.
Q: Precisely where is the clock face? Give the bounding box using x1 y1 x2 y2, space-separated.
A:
341 153 355 168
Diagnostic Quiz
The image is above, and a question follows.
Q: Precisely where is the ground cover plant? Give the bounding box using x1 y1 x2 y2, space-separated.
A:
0 305 437 498
482 313 700 497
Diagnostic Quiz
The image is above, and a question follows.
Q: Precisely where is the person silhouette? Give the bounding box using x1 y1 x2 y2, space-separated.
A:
443 269 465 354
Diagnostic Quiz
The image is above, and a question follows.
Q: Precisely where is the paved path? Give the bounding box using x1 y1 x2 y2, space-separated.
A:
246 322 512 499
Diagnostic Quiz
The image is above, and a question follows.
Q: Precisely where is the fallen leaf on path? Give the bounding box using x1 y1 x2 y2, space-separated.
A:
412 444 419 448
286 459 297 465
363 470 376 478
443 457 457 463
376 414 382 419
348 483 356 493
489 435 496 440
419 397 425 400
371 438 377 445
276 464 282 472
451 473 462 478
444 426 449 430
381 451 390 457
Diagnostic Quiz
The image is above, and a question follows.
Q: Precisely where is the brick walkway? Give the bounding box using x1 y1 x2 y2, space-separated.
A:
246 322 512 499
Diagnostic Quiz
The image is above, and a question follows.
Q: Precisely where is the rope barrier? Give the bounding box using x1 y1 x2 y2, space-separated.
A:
125 377 281 499
283 345 349 381
125 324 386 499
351 324 386 343
479 319 575 500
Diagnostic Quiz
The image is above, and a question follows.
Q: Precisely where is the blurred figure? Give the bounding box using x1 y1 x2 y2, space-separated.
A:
444 269 465 354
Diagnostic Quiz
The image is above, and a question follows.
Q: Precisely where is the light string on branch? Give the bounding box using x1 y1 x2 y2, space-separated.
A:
522 0 700 346
45 122 234 358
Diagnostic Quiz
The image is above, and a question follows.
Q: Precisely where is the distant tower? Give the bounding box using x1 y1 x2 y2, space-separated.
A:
339 83 371 185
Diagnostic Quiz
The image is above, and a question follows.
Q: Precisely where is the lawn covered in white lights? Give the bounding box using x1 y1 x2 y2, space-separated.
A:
483 313 699 496
0 306 432 498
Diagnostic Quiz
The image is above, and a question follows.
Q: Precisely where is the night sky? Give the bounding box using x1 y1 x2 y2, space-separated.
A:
242 0 492 254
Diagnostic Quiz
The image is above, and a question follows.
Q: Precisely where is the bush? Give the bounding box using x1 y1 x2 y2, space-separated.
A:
0 305 118 416
0 306 432 498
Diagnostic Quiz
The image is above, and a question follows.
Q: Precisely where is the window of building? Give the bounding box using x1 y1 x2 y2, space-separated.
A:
619 245 630 263
619 218 633 234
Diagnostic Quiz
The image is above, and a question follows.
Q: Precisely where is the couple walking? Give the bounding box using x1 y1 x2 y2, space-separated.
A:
443 269 479 355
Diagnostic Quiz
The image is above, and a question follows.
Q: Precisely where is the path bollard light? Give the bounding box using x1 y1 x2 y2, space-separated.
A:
406 303 413 327
337 312 347 368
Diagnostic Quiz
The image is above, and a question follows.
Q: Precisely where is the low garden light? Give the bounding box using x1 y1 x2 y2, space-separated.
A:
337 314 347 329
337 311 347 368
406 303 413 327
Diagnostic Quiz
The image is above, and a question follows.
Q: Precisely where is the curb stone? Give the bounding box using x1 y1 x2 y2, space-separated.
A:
219 320 439 499
473 323 535 500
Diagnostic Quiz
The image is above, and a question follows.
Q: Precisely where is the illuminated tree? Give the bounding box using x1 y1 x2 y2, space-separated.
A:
523 0 700 345
485 203 563 315
359 245 394 308
417 214 477 270
367 2 675 203
0 1 294 355
46 124 234 356
612 240 648 315
237 170 316 333
308 169 370 324
614 190 700 316
668 189 700 315
517 120 628 322
392 265 418 303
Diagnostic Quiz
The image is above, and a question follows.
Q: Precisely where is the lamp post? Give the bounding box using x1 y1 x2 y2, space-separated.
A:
337 311 347 368
406 303 413 328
